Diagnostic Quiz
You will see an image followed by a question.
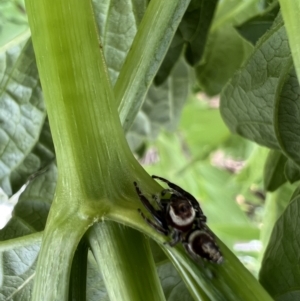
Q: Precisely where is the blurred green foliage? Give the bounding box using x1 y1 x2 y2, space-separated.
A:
1 0 300 300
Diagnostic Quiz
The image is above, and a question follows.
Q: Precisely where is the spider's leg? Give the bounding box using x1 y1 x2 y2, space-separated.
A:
161 188 179 197
134 182 168 230
138 209 169 235
152 193 165 209
166 230 181 247
152 175 203 213
194 211 207 226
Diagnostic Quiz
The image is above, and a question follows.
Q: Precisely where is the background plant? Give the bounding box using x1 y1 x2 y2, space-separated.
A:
0 0 298 300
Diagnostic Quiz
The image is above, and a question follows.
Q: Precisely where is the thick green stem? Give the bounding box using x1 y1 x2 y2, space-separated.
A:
89 222 165 301
116 0 191 132
25 0 137 200
279 1 300 82
32 213 89 301
24 0 163 300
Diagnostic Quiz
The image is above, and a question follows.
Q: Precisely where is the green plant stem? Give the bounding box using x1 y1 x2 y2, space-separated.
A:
25 0 138 200
115 0 191 132
24 0 164 300
166 241 274 301
88 222 165 301
31 214 89 301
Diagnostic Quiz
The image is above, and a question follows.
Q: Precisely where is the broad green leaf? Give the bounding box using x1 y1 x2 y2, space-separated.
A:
263 150 287 192
0 233 41 301
180 0 218 66
0 163 56 240
144 58 190 133
274 65 300 166
155 0 218 85
92 0 148 86
0 39 46 195
9 119 55 193
236 3 279 45
284 159 300 183
279 1 300 85
127 58 189 151
157 262 193 301
259 182 294 257
86 252 109 301
220 17 291 149
196 25 253 96
259 194 300 299
154 31 185 86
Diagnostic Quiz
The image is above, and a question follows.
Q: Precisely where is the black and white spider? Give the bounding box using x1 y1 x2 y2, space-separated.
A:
134 175 223 264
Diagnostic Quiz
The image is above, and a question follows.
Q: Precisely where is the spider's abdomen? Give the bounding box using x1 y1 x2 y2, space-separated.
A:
186 229 223 264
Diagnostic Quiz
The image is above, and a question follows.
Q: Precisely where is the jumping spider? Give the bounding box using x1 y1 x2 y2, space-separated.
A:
134 175 223 264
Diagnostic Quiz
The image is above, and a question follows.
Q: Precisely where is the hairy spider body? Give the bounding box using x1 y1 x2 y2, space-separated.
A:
134 176 223 264
183 228 223 264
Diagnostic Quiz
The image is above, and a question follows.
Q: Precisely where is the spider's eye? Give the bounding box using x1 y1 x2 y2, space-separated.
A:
179 203 190 213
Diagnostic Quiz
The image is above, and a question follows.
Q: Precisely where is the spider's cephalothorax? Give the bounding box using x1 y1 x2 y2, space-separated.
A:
134 175 223 264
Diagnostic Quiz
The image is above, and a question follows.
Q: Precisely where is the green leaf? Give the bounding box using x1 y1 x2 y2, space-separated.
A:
127 57 189 150
180 0 218 66
274 65 300 166
155 0 218 84
0 39 46 195
279 0 300 85
86 252 109 301
236 3 280 45
220 16 291 148
154 31 185 86
259 194 300 299
9 119 55 194
0 163 56 240
92 0 148 86
196 25 253 96
263 150 287 192
158 262 193 301
284 159 300 183
259 182 294 257
144 58 190 133
0 233 42 300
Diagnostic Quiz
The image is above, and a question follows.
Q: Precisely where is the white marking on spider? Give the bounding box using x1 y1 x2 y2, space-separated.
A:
169 205 196 226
